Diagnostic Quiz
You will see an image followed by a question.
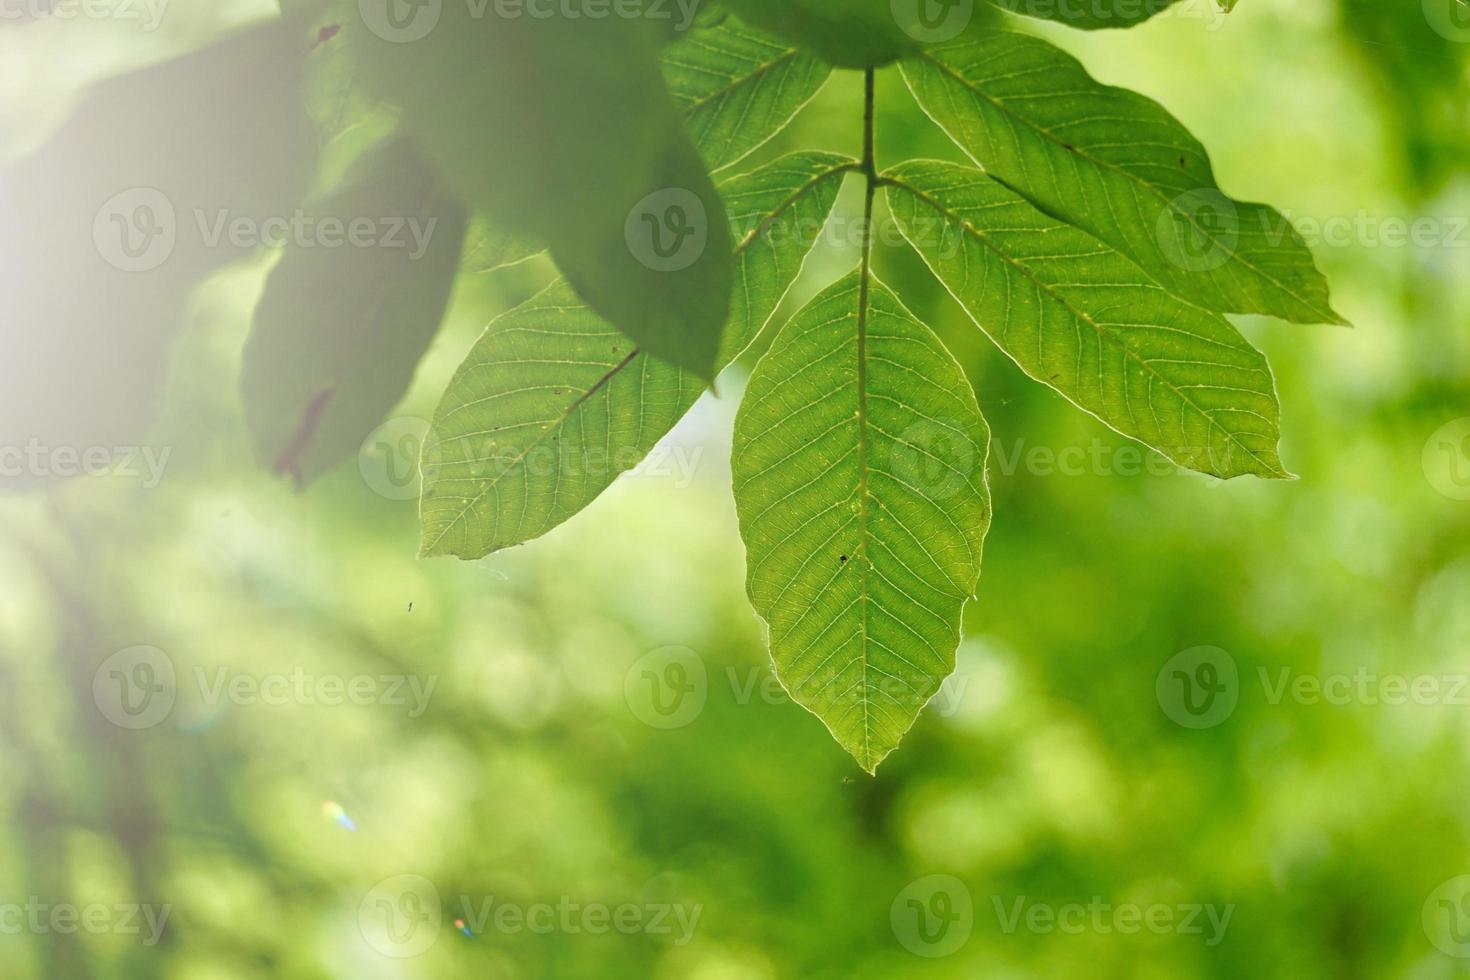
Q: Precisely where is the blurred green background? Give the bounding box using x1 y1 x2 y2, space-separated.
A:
3 0 1470 976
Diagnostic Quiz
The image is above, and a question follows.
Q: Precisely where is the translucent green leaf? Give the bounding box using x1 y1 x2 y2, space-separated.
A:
662 15 832 173
460 216 543 275
901 32 1343 325
349 5 732 377
242 137 468 488
885 159 1290 480
420 151 855 558
732 271 991 773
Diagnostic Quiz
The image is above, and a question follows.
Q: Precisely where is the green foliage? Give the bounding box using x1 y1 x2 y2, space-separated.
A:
884 159 1288 480
732 272 991 772
347 1 733 376
1 3 1341 770
420 151 851 558
662 15 834 173
243 137 468 487
901 32 1343 325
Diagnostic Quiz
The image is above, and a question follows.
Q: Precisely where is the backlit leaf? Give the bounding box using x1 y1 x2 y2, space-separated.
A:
662 14 833 173
732 270 991 773
419 151 854 558
885 158 1290 480
901 31 1343 325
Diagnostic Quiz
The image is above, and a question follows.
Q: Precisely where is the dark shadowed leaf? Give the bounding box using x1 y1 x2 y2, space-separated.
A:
242 136 468 488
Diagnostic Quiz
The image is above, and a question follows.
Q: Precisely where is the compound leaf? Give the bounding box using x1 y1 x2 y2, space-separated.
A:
901 32 1343 325
885 158 1290 480
732 270 991 773
662 15 833 173
419 151 854 558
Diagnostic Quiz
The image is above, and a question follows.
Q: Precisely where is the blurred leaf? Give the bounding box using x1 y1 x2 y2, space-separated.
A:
901 32 1344 325
731 271 991 773
986 0 1186 29
349 4 732 377
662 14 833 173
242 136 468 488
420 151 853 558
0 21 317 491
885 159 1290 480
713 0 918 67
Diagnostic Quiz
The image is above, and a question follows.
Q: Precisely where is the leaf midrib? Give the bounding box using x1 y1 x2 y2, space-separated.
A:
886 173 1284 477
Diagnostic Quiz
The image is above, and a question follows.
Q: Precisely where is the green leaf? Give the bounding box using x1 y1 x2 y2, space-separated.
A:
461 216 543 275
986 0 1186 29
662 15 833 173
712 0 918 68
242 136 468 488
884 159 1290 480
420 151 854 558
901 32 1344 325
348 5 732 377
732 270 991 773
